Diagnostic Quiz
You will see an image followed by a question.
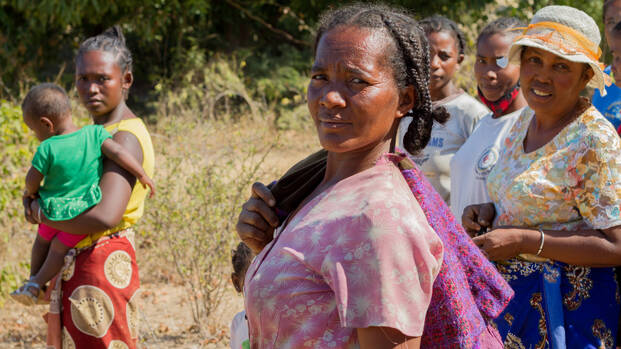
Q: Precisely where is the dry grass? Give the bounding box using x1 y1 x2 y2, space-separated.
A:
0 110 319 348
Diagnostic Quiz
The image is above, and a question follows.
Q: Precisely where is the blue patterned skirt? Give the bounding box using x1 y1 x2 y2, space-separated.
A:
495 260 619 349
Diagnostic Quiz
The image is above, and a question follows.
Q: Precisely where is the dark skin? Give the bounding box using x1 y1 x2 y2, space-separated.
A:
428 31 463 101
474 33 527 115
238 26 420 348
25 50 142 234
463 47 621 267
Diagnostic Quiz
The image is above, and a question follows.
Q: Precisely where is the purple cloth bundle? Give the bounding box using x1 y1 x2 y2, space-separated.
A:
397 155 513 348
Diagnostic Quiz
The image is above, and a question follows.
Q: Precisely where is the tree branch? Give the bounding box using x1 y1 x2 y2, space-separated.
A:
224 0 311 47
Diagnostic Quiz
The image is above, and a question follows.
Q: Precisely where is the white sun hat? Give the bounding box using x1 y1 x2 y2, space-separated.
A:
507 5 608 96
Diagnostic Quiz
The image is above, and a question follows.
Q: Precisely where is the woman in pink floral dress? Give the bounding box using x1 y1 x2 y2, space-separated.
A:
238 4 492 348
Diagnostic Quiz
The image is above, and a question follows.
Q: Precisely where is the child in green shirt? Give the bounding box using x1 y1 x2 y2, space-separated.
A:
11 83 155 305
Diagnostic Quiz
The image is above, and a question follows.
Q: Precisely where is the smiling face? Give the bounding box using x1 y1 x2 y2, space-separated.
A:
76 50 132 118
307 26 412 154
428 31 463 95
520 47 593 118
475 33 520 102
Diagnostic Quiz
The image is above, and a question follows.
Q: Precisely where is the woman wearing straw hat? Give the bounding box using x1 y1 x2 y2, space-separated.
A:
462 5 621 347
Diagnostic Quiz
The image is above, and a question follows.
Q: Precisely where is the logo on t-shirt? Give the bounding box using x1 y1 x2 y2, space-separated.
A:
475 146 499 179
428 137 444 148
604 101 621 129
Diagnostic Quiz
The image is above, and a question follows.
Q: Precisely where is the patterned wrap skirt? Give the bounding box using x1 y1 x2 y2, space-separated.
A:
495 259 619 349
45 228 140 349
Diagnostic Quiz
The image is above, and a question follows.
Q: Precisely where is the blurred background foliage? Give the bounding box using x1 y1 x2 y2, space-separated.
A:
0 0 605 119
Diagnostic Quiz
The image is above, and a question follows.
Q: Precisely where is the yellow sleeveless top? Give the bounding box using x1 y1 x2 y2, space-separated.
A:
75 118 155 248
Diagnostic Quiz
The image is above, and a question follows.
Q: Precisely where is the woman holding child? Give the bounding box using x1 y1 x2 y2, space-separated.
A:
237 4 513 348
22 26 154 349
463 6 621 347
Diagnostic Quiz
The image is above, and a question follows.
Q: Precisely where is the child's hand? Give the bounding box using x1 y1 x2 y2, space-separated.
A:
22 195 37 224
138 175 156 198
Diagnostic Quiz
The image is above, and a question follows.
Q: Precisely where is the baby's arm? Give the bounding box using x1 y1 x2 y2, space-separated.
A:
101 138 155 197
23 167 44 222
25 166 43 199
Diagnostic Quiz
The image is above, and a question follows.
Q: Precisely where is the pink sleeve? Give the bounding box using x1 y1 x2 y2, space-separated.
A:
319 190 443 337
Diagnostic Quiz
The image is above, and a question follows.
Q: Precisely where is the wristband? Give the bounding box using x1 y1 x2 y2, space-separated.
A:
536 227 545 256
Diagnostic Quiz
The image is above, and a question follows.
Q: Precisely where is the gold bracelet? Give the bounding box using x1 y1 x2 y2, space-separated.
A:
536 227 545 256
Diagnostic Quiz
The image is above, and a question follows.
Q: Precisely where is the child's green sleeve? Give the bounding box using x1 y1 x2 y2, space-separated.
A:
31 143 50 176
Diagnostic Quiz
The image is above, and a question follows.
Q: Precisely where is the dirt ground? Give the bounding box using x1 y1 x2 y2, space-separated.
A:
0 281 244 348
0 122 319 349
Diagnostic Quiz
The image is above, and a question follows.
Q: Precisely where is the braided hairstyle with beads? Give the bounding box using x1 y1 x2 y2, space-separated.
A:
314 3 449 155
76 25 133 96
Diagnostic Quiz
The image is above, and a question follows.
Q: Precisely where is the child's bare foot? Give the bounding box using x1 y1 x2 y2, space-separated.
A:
10 280 46 306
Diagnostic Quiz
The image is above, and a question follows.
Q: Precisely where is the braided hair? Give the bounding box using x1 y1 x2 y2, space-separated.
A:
314 4 449 155
419 15 466 56
76 25 133 76
476 17 525 45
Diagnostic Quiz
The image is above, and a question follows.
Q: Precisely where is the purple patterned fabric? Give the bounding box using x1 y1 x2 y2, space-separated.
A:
397 154 514 348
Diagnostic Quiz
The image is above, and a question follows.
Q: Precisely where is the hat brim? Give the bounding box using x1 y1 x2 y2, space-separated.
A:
508 38 606 96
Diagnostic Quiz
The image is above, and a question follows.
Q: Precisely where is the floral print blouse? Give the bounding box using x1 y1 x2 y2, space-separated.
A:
487 106 621 232
244 155 443 348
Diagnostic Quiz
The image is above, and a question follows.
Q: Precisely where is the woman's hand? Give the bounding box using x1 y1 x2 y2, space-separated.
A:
461 202 496 237
236 182 280 254
472 228 526 261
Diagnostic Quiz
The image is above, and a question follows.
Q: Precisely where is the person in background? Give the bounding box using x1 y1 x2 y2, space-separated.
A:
11 83 153 306
398 14 489 202
26 26 155 349
230 242 252 349
449 17 527 219
593 0 621 129
463 6 621 347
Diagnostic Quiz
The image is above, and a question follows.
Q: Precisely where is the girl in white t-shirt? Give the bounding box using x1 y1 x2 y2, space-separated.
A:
450 17 528 220
398 15 489 202
230 242 252 349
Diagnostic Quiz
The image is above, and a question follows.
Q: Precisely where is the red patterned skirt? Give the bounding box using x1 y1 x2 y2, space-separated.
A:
45 229 140 349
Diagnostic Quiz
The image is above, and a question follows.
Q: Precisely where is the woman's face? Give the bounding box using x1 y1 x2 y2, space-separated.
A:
76 50 131 117
428 31 463 94
307 26 413 154
520 47 593 118
475 33 520 102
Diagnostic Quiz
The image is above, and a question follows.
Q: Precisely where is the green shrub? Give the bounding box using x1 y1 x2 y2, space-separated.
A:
0 100 36 305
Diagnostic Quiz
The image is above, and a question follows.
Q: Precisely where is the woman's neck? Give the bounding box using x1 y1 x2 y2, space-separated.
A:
533 99 585 131
524 98 587 153
92 102 135 126
430 81 460 101
322 139 391 187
